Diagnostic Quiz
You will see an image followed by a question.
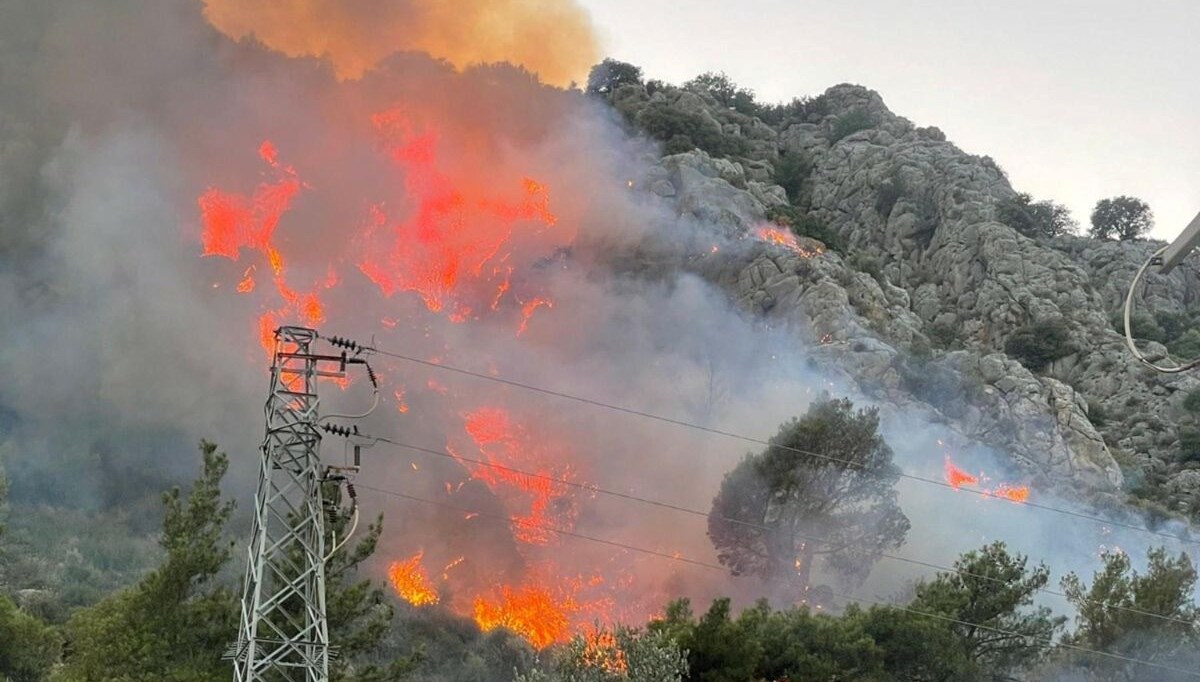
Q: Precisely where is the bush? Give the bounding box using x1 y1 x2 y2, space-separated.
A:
997 193 1076 238
849 253 883 281
875 172 907 218
586 59 642 96
1170 329 1200 360
1089 196 1154 241
1178 428 1200 464
766 205 841 252
773 153 813 203
1183 389 1200 414
1004 318 1073 372
928 320 962 350
636 103 745 158
758 95 831 126
830 109 875 143
1088 401 1109 427
684 71 758 115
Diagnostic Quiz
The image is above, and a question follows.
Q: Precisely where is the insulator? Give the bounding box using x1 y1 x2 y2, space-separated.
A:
322 423 354 438
365 363 379 388
346 482 357 499
327 335 360 352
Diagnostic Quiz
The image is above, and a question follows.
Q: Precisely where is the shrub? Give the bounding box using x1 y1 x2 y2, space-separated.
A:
1170 329 1200 360
1088 401 1109 427
773 153 812 203
1089 196 1153 241
757 94 831 126
766 205 841 252
1183 389 1200 414
997 193 1076 238
684 71 758 115
636 103 745 158
830 108 875 143
849 253 883 281
1004 318 1073 372
1178 428 1200 464
875 171 907 218
585 58 642 95
928 320 962 350
1113 310 1165 343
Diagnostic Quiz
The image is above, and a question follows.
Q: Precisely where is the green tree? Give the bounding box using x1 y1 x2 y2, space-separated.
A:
1004 317 1074 372
0 593 60 682
586 59 643 96
707 398 909 592
852 604 972 681
53 440 237 682
998 192 1077 238
910 542 1064 679
651 599 760 682
830 109 875 143
515 625 686 682
683 72 757 115
53 442 407 682
1060 547 1199 679
1090 196 1154 241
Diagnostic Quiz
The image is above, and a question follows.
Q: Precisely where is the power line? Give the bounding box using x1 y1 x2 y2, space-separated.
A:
355 484 1200 679
361 344 1196 547
365 434 1198 630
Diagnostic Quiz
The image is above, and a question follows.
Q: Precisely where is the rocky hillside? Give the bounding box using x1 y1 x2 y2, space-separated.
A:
604 76 1200 519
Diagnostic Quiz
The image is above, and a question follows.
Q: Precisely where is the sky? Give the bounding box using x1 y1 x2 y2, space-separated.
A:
577 0 1200 240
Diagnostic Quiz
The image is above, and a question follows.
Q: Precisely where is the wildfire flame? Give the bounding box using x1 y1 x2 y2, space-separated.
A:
453 407 577 545
753 225 824 258
943 457 979 489
472 583 578 649
388 551 440 606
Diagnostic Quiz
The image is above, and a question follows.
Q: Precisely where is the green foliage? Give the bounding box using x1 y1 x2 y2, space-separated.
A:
707 398 909 590
515 625 687 682
586 59 643 96
53 440 237 682
874 171 907 218
1171 329 1200 360
1061 547 1199 677
927 320 962 350
997 192 1077 238
1176 428 1200 464
0 593 60 682
683 72 757 115
1182 389 1200 414
1090 195 1154 241
830 108 874 143
1088 401 1110 427
772 152 812 203
765 204 841 252
756 95 831 127
635 103 744 158
651 598 883 682
1004 318 1073 372
911 542 1064 676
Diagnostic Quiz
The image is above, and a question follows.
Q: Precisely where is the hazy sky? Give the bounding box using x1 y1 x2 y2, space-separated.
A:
578 0 1199 240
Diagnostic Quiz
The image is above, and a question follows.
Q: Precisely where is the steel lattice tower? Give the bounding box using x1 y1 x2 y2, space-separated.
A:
232 326 344 682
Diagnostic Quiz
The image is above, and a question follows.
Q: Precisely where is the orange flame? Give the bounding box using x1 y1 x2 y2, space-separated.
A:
356 109 558 326
388 551 439 606
583 629 629 676
992 485 1030 503
454 407 577 544
943 457 979 489
754 225 824 258
473 584 577 649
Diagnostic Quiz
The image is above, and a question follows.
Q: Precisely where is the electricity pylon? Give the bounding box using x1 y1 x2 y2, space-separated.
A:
231 326 361 682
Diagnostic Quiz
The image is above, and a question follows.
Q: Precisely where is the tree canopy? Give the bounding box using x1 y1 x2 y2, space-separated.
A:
1090 195 1154 241
707 397 909 594
998 192 1077 238
1060 547 1199 680
586 59 643 96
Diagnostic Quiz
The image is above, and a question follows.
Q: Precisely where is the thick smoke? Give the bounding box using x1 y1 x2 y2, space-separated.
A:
0 0 1195 654
199 0 599 86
